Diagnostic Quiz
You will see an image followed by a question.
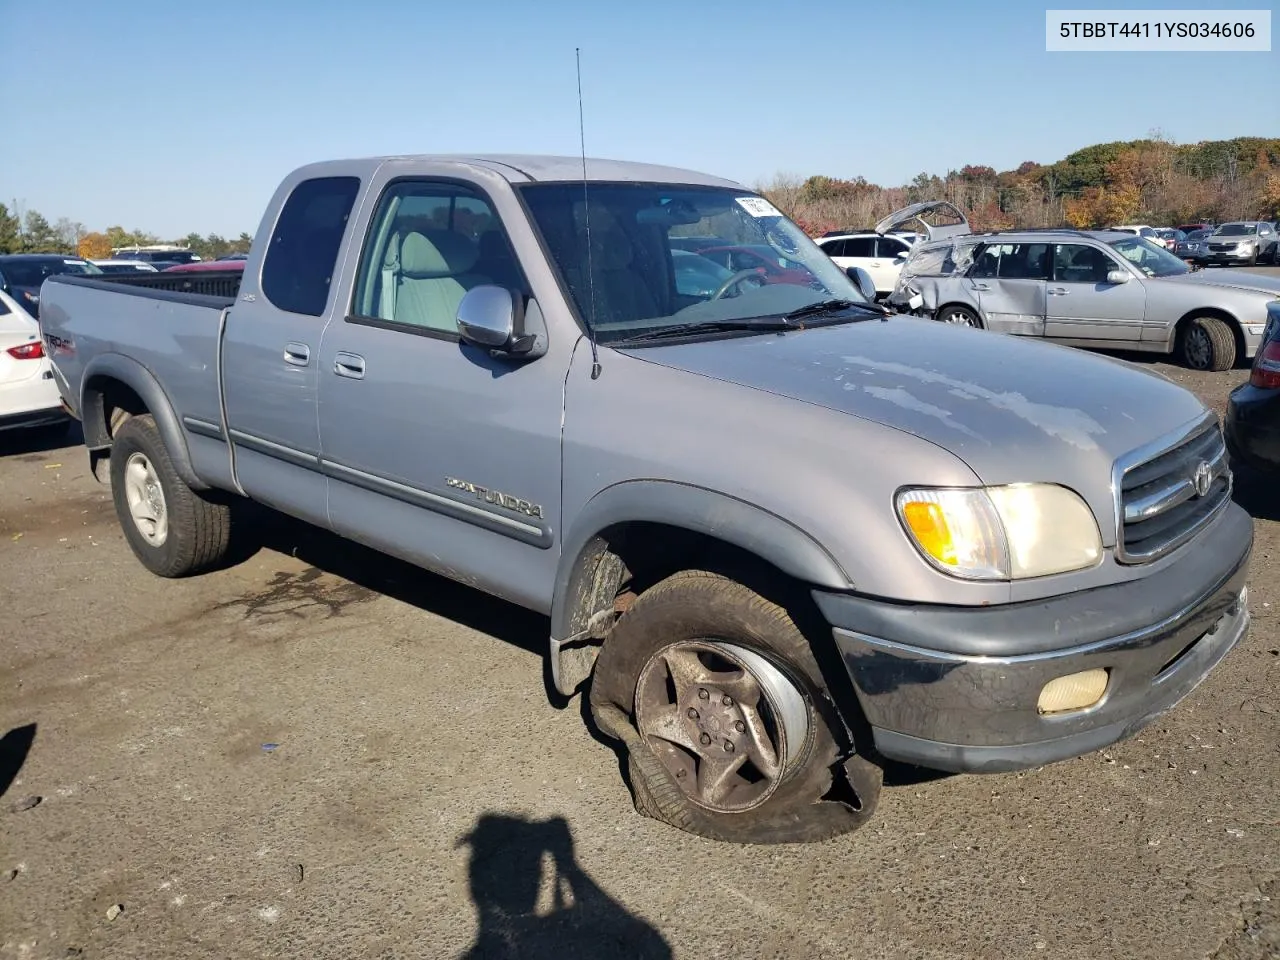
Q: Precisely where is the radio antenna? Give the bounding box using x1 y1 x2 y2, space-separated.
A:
576 47 602 379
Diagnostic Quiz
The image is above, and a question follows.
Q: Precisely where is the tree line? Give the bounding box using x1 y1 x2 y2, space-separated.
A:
757 134 1280 236
0 202 252 261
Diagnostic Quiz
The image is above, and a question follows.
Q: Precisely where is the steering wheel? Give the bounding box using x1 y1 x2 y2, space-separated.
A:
710 268 765 301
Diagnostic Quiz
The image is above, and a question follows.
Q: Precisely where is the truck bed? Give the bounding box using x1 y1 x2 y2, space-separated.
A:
39 274 237 485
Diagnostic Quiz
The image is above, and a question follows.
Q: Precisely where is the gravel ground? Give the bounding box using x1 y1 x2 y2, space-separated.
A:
1 322 1277 959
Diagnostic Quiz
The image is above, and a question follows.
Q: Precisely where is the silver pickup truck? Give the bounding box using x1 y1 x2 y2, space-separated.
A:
39 155 1253 844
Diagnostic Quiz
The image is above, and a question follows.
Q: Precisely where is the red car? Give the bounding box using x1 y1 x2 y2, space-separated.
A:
690 244 818 288
1176 223 1213 234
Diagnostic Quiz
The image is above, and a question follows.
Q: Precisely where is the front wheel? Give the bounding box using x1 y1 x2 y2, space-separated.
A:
588 570 880 843
936 304 982 328
1180 316 1237 372
109 414 233 577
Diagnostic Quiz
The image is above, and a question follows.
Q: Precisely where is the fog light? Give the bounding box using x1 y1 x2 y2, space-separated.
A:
1037 669 1109 714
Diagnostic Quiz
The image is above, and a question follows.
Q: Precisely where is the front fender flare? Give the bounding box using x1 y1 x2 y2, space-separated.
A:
80 352 206 491
549 479 854 644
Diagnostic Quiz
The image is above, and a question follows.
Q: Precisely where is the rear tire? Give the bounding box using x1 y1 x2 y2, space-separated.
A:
588 570 881 844
1180 316 1236 372
109 414 232 577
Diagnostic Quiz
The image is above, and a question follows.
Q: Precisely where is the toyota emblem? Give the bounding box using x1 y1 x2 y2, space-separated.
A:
1192 460 1213 498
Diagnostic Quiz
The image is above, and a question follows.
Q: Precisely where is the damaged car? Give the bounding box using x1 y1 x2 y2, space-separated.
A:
884 208 1280 371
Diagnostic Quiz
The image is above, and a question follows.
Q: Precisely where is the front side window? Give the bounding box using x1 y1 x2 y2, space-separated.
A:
262 175 361 317
518 183 866 343
1053 243 1115 283
1107 237 1189 277
876 237 909 258
351 180 526 334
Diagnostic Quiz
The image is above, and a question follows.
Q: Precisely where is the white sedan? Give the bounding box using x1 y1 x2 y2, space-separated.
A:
0 289 70 436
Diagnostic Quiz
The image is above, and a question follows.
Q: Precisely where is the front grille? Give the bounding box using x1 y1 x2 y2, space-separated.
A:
1116 418 1231 563
1208 244 1236 252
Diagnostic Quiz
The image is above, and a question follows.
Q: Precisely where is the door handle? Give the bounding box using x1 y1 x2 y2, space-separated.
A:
283 342 310 366
972 282 990 290
333 352 366 380
1048 287 1069 295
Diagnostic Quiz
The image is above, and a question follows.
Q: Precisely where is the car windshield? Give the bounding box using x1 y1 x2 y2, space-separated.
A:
517 182 869 343
1 258 102 285
1107 237 1190 277
1214 223 1257 236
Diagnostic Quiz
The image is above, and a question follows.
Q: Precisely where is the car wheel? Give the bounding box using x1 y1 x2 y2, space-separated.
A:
109 414 233 577
588 570 881 844
1180 316 1237 372
937 305 983 328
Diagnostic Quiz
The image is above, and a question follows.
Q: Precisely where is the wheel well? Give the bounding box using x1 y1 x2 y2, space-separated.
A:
82 377 149 481
934 301 980 324
1175 308 1244 360
559 521 877 763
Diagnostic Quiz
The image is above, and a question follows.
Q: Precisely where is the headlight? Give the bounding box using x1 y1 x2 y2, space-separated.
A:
896 483 1103 580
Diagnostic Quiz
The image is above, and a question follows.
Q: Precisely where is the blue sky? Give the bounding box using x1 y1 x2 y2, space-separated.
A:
2 0 1275 238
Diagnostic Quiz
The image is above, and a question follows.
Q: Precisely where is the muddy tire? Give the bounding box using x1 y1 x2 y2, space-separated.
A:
1180 315 1236 372
936 304 982 329
109 414 232 577
588 570 881 844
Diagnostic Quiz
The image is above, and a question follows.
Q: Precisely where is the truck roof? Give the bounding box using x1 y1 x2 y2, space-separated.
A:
291 154 746 189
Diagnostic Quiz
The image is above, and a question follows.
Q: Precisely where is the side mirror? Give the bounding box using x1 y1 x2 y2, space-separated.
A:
846 266 877 301
1106 270 1131 284
456 285 536 355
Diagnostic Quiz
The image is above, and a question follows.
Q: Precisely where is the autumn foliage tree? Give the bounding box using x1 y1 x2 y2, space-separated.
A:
760 135 1279 235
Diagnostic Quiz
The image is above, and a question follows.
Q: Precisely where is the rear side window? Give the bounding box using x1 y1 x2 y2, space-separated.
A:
819 239 845 257
971 242 1050 280
262 175 361 316
904 241 976 277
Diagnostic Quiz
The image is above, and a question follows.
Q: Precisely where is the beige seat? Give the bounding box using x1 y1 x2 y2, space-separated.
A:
381 229 486 332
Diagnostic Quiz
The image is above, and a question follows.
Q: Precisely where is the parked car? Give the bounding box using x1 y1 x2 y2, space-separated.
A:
0 288 70 436
0 254 103 317
1176 223 1214 235
1225 300 1280 474
90 259 160 275
1154 228 1185 251
40 153 1253 843
814 232 915 298
111 246 203 266
1111 224 1160 243
1203 222 1279 266
1174 228 1214 264
886 214 1280 370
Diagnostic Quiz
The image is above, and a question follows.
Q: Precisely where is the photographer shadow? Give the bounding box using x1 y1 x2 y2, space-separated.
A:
457 813 671 960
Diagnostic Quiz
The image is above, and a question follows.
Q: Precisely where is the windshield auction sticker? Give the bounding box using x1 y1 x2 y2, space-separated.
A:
1046 9 1270 50
736 197 783 218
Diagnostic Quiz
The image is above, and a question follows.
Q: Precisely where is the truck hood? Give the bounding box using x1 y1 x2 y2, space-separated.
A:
1163 268 1280 296
619 317 1210 533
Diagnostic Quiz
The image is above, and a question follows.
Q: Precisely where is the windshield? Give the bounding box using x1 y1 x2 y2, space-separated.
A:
1213 223 1256 236
1107 237 1190 277
518 183 868 343
0 258 102 285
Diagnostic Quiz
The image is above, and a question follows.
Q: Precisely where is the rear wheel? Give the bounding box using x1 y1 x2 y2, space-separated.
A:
1180 316 1237 372
936 304 982 328
109 414 232 577
588 570 881 844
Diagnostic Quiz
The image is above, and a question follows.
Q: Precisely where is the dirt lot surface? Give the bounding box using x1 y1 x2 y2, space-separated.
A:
2 326 1278 958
